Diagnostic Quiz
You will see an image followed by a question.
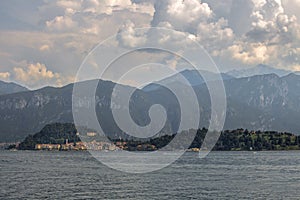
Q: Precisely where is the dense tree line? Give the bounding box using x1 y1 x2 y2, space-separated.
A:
18 123 80 150
121 128 300 151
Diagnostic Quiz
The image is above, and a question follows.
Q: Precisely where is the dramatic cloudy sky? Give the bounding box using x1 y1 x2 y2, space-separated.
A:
0 0 299 89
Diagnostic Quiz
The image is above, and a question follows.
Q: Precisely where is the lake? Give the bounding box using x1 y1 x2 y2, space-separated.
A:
1 150 300 199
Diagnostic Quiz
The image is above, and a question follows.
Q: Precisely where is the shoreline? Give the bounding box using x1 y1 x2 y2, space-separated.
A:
4 148 300 152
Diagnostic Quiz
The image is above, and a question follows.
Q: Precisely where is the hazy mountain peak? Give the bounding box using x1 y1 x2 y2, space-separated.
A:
142 69 233 91
0 80 29 95
226 64 292 78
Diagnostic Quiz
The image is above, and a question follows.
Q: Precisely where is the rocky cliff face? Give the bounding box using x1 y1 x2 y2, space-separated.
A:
0 85 73 142
223 74 300 132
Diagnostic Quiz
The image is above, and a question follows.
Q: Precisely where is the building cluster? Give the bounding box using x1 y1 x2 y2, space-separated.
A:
34 140 128 151
35 142 87 151
85 140 118 151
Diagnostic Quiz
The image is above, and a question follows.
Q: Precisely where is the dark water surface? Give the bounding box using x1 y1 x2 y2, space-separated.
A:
1 151 300 199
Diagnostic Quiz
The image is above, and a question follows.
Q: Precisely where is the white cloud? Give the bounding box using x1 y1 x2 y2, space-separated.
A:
117 20 147 48
46 0 154 35
56 0 82 10
245 0 300 43
81 0 131 15
0 72 10 80
282 0 300 22
206 0 300 70
152 0 213 33
167 0 212 23
197 17 234 51
13 62 73 89
220 42 270 65
1 0 300 87
46 15 78 32
43 0 300 72
14 62 59 81
39 44 50 51
79 0 154 16
216 34 300 68
150 0 235 59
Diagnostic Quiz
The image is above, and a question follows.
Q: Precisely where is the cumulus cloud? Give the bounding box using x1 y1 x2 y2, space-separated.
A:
152 1 234 47
1 0 300 88
46 15 78 32
197 17 234 51
246 0 291 42
39 44 50 51
45 0 154 35
0 72 10 80
46 0 300 71
56 0 81 10
116 19 196 49
80 0 154 16
152 0 213 33
282 0 300 22
166 0 212 23
13 62 73 89
0 0 156 88
13 62 59 82
218 42 270 65
117 20 147 48
207 0 300 69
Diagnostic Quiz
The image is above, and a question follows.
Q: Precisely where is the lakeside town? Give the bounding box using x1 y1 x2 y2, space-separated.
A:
2 128 160 152
3 123 300 152
2 136 130 151
3 140 163 152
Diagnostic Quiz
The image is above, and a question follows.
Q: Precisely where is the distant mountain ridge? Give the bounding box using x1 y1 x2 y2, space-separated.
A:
226 64 300 78
0 80 29 95
143 69 233 91
1 71 300 142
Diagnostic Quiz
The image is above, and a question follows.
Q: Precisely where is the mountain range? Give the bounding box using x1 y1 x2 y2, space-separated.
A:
1 65 300 142
0 80 28 95
143 69 233 91
226 64 300 78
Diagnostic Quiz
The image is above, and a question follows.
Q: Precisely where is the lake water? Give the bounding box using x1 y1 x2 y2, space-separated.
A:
1 150 300 199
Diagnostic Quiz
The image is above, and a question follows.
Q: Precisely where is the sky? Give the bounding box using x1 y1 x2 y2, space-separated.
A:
0 0 299 89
